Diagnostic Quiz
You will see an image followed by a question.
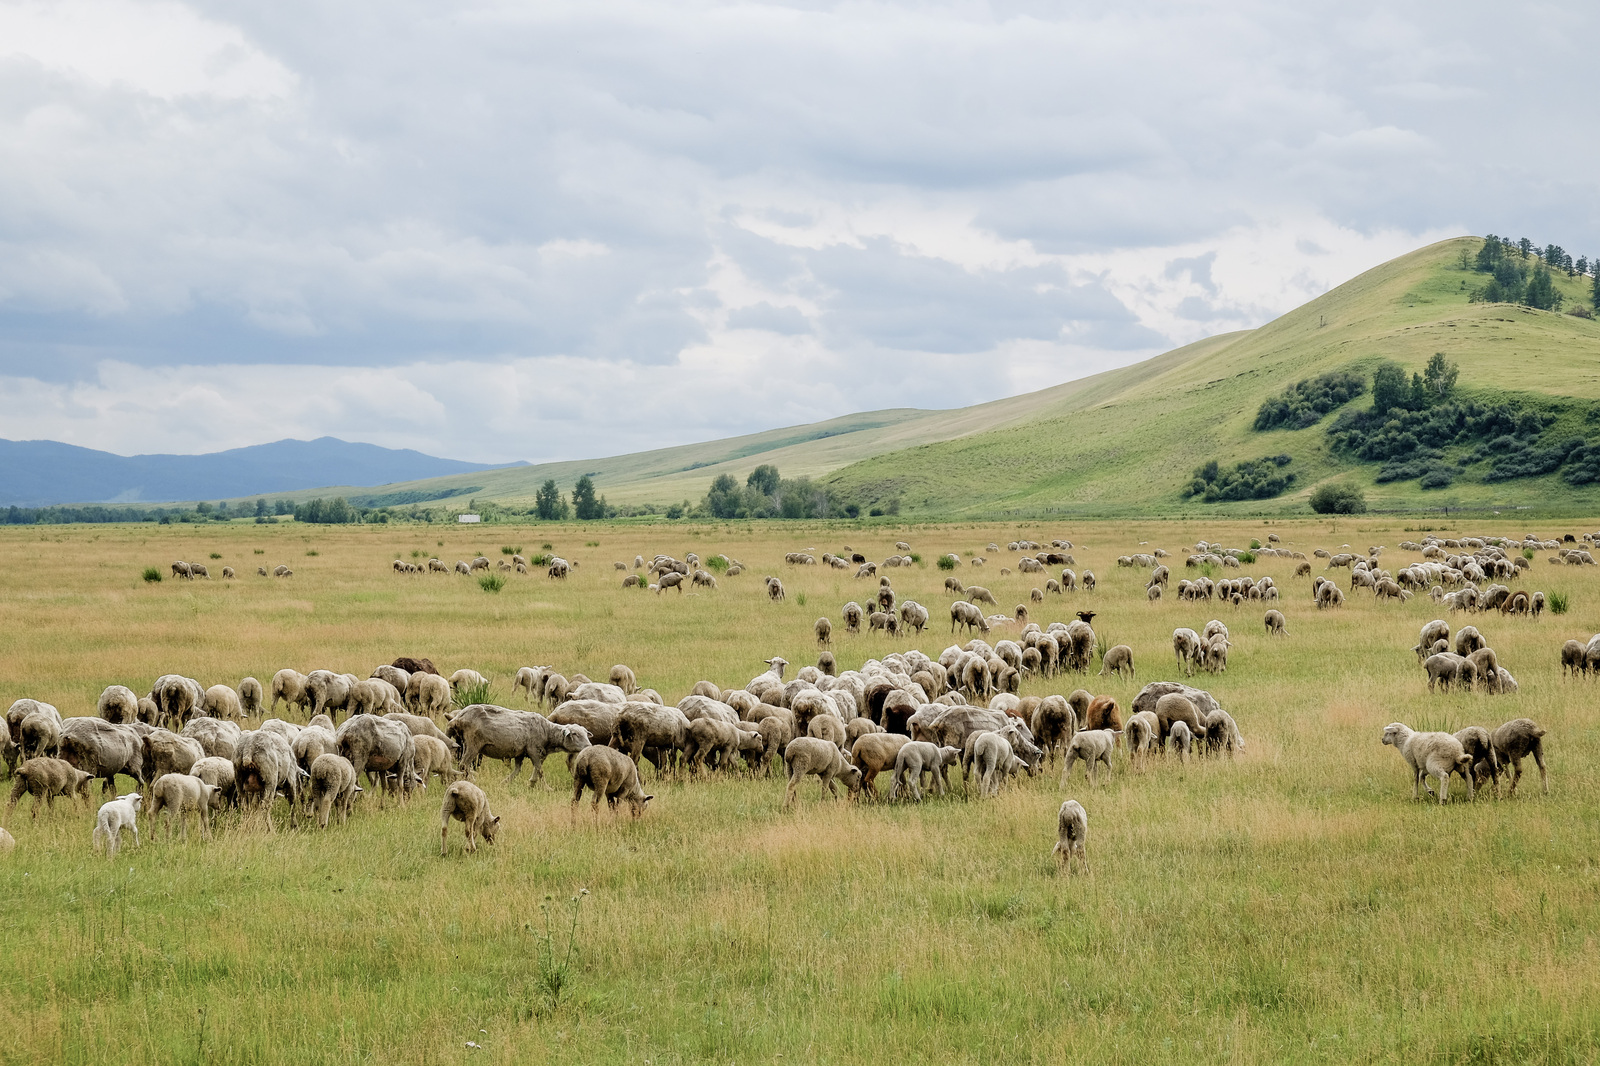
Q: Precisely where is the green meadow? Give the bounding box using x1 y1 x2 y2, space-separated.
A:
2 516 1599 1064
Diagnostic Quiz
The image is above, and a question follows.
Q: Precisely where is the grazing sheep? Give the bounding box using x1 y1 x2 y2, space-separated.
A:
411 734 460 789
1053 800 1089 875
782 736 862 808
571 745 654 818
888 741 961 801
447 704 589 788
188 756 237 808
5 757 93 823
146 773 216 840
57 718 146 798
1454 626 1486 657
848 732 912 801
972 731 1027 796
1083 695 1122 733
407 672 453 717
1169 720 1193 762
1202 709 1245 757
1098 644 1134 679
1559 639 1587 677
270 669 311 716
1491 718 1548 796
1453 726 1499 798
1172 628 1203 675
1060 729 1117 786
767 577 786 601
308 753 360 828
1264 610 1287 636
92 792 142 856
202 684 244 721
183 718 243 761
233 730 302 831
1381 723 1473 804
1124 711 1158 766
440 780 500 855
97 685 139 725
237 677 263 716
144 728 205 784
1423 652 1475 692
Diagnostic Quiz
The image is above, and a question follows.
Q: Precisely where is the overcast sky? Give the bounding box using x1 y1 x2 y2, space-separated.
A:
1 1 1595 463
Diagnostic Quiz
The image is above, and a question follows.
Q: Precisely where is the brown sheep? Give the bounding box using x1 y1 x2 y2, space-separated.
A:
4 757 94 823
571 745 654 819
440 780 500 855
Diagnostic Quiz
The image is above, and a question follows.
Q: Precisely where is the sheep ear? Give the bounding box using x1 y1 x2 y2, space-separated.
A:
642 795 654 804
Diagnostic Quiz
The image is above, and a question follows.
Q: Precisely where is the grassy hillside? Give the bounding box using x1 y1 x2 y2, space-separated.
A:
224 237 1599 519
821 238 1600 517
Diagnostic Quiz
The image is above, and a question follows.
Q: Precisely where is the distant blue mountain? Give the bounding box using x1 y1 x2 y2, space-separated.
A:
0 437 523 507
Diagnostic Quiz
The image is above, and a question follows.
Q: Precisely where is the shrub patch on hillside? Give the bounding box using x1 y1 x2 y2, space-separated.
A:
1183 456 1296 502
1253 370 1366 430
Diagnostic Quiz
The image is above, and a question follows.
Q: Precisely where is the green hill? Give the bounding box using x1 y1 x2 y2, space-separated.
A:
230 237 1599 518
819 237 1600 517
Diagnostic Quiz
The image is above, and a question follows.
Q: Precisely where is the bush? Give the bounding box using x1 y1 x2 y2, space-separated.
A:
706 555 729 572
306 550 319 557
1309 484 1368 514
1184 456 1296 502
1238 550 1257 564
478 574 506 594
529 553 553 567
1522 546 1536 560
501 546 521 555
909 552 922 565
936 555 957 571
1548 592 1569 615
1253 369 1367 430
209 552 222 560
141 566 162 583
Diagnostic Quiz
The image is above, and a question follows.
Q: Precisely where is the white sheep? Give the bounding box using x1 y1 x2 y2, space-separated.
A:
1381 723 1473 804
1052 799 1089 875
92 792 142 856
1060 728 1117 786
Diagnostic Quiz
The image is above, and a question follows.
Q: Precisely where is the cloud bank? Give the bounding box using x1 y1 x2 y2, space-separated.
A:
0 0 1593 462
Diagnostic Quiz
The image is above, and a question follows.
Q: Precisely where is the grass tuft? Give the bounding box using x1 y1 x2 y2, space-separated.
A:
1549 591 1569 614
502 545 521 555
796 592 807 607
306 550 319 557
453 679 493 710
478 573 506 594
529 553 553 567
141 566 161 583
936 555 957 571
209 552 223 560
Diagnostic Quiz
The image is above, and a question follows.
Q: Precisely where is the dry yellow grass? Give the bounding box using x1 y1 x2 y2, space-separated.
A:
2 516 1599 1064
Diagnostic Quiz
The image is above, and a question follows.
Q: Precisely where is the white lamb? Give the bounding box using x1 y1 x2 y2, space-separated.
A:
92 792 142 856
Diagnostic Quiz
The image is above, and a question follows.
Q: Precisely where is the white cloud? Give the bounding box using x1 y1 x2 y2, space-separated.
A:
0 0 1595 463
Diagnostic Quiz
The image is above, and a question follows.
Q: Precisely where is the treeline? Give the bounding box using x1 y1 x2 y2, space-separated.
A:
1468 234 1597 311
2 498 299 525
704 464 896 520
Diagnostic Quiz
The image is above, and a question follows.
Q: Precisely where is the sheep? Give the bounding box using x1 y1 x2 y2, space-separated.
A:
1453 726 1499 798
1053 800 1089 875
571 745 654 819
767 577 786 601
183 717 243 761
1491 718 1548 796
1203 709 1245 757
950 601 990 636
1169 720 1193 762
607 664 638 695
965 586 998 607
1124 711 1158 767
4 757 93 823
848 732 912 800
1264 610 1288 636
613 702 691 776
144 728 205 784
188 756 238 809
448 704 590 788
236 677 263 716
888 742 961 801
57 718 146 798
97 685 139 725
970 731 1029 796
412 734 461 788
1381 723 1473 804
1172 628 1203 675
782 736 862 808
146 773 216 840
202 684 244 721
308 753 359 828
407 672 453 717
1060 729 1117 786
9 701 61 762
1454 626 1486 657
1423 652 1474 692
440 780 500 855
1083 695 1122 733
233 730 302 831
1098 644 1134 679
270 669 311 716
92 792 142 856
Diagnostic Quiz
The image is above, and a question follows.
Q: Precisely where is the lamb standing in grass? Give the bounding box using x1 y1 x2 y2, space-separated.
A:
440 780 500 855
1061 729 1117 786
1381 723 1473 804
92 792 142 856
1053 800 1089 875
782 736 861 808
571 745 654 819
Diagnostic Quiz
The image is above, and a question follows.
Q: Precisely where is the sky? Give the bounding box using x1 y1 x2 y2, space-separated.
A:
0 0 1596 464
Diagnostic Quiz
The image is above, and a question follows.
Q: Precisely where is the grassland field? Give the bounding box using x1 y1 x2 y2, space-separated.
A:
2 516 1600 1065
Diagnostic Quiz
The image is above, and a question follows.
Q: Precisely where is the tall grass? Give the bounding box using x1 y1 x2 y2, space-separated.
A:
478 573 506 594
452 678 493 709
2 516 1598 1064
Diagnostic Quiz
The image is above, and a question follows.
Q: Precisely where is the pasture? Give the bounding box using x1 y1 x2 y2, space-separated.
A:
3 516 1599 1065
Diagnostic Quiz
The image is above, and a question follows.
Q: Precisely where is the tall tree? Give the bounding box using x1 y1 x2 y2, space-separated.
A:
1591 265 1599 309
534 479 567 520
746 464 780 496
704 474 743 519
1423 352 1459 401
1544 244 1564 267
1578 256 1589 278
572 475 601 520
1371 362 1411 414
1517 237 1533 258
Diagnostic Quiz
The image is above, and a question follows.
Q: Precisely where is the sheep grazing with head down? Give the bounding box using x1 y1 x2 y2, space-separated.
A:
1060 729 1117 786
1053 800 1089 875
1381 723 1473 804
572 745 654 819
1491 718 1548 797
1098 644 1134 679
782 736 861 808
440 780 500 855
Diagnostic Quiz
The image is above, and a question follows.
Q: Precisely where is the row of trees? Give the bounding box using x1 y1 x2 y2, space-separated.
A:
1372 352 1460 415
702 464 895 520
1469 235 1587 310
533 476 608 520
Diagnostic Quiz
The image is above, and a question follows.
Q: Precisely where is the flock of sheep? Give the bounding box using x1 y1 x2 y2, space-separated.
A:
0 526 1579 871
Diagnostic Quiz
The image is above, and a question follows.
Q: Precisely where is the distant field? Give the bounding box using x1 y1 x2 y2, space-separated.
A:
3 517 1600 1065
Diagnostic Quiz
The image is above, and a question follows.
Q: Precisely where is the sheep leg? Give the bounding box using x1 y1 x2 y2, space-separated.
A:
1533 744 1549 795
1436 770 1448 805
1507 758 1522 798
